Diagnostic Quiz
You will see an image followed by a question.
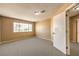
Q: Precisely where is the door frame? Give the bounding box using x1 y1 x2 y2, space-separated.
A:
65 3 79 55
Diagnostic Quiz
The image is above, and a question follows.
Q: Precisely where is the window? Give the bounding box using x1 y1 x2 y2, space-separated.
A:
28 24 32 32
13 22 32 32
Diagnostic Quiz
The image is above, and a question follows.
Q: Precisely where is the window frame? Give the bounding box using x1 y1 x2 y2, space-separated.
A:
13 22 33 32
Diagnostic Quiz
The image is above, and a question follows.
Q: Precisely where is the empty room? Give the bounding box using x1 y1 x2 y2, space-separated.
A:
0 3 79 56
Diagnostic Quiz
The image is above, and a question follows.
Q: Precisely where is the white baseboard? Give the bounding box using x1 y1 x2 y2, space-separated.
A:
0 37 53 45
0 39 20 45
0 36 35 45
37 36 53 42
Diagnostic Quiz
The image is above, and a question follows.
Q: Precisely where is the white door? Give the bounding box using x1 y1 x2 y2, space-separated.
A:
52 12 66 54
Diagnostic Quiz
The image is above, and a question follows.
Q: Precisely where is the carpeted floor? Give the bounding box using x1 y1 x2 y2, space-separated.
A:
0 37 65 56
70 42 79 56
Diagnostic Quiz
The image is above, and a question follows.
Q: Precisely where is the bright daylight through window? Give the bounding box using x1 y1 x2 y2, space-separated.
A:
13 22 32 32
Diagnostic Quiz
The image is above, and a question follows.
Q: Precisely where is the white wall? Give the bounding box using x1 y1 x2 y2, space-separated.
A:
52 12 66 54
36 19 51 41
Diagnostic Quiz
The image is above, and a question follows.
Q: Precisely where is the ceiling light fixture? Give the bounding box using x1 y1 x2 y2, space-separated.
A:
35 12 40 15
34 10 40 15
34 10 46 15
75 6 79 10
41 10 45 13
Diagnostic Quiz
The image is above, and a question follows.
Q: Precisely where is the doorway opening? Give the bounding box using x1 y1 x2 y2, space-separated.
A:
66 3 79 56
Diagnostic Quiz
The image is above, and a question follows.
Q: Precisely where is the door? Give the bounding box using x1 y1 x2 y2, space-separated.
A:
52 12 66 54
0 19 1 42
70 18 77 43
77 19 79 43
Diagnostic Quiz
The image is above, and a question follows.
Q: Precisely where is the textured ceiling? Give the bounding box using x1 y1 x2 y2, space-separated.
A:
0 3 64 22
68 4 79 17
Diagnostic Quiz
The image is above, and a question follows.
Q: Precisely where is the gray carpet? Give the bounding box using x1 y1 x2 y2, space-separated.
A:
70 43 79 56
0 37 65 56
